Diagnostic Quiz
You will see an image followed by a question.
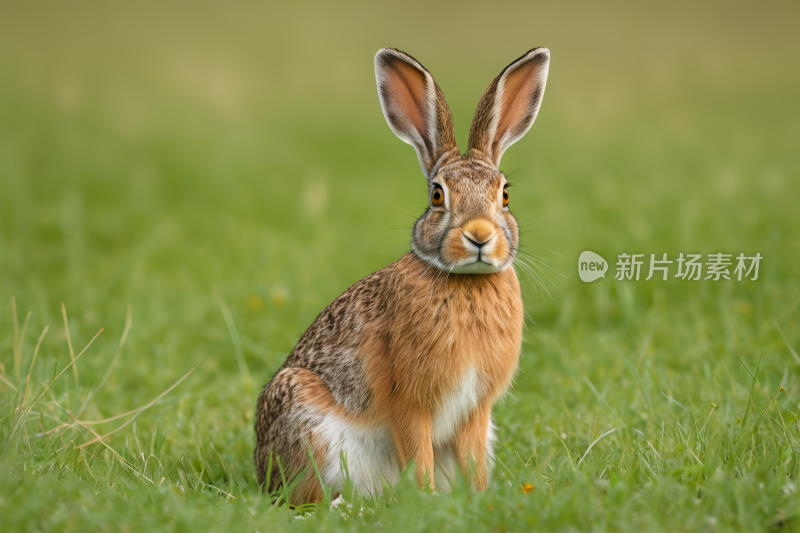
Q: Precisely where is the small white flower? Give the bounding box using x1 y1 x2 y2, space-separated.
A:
330 495 344 510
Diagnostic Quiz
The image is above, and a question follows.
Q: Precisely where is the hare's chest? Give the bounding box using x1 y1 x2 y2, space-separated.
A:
431 366 482 445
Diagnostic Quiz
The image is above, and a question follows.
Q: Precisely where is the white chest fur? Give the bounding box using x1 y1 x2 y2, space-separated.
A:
431 366 482 445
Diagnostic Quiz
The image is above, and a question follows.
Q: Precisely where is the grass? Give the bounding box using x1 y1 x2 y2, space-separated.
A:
1 1 800 531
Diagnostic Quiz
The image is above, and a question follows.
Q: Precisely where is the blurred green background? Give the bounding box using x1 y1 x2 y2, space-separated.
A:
1 1 799 531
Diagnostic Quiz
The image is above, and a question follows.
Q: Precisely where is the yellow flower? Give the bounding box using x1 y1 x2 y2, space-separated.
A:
272 287 288 308
521 483 534 494
245 295 264 312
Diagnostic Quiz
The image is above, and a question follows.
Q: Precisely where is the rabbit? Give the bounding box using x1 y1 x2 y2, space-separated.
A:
255 46 550 504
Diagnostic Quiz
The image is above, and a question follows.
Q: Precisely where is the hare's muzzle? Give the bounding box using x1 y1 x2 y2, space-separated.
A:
461 218 497 253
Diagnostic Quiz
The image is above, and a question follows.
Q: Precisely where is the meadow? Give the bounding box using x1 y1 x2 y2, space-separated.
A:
1 1 799 531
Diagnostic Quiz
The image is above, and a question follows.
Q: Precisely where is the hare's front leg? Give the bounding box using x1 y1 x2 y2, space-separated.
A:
390 407 435 489
454 404 492 491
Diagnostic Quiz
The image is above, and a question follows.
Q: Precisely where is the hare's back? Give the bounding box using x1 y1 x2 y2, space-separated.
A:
278 265 393 414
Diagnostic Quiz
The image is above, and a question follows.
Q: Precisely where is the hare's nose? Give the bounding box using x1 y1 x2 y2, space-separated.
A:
462 218 495 247
464 235 486 249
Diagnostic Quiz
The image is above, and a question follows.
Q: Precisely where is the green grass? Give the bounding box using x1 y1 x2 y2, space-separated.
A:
2 1 800 531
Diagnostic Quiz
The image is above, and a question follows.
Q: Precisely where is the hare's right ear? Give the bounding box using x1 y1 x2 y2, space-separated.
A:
375 48 458 179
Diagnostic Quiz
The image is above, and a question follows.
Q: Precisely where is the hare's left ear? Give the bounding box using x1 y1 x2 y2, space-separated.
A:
375 48 458 179
468 48 550 168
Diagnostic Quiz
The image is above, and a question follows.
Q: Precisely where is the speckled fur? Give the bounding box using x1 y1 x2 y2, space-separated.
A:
255 47 550 504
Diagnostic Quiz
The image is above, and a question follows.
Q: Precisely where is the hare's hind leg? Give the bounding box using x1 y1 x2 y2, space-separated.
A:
299 374 399 498
255 367 329 504
256 367 397 503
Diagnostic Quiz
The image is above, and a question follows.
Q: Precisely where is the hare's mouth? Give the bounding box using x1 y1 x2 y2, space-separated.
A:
451 261 504 274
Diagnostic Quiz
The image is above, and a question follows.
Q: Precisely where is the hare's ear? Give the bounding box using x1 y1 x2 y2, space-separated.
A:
375 48 458 179
468 48 550 168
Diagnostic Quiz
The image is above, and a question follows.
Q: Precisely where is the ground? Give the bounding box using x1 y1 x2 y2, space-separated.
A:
1 1 799 531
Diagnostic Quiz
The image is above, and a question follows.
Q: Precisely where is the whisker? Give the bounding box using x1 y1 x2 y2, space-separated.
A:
419 262 435 280
381 240 412 249
513 259 544 296
516 212 560 224
502 165 529 180
426 258 453 307
518 228 568 233
517 256 560 295
515 244 567 258
513 248 551 263
514 255 551 294
517 251 569 279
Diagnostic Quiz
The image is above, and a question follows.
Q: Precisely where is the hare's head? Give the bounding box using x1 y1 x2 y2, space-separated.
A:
375 48 549 274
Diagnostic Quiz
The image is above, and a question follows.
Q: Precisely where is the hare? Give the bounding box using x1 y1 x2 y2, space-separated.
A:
255 47 550 504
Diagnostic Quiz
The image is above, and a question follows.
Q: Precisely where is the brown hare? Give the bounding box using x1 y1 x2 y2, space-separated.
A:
255 47 550 504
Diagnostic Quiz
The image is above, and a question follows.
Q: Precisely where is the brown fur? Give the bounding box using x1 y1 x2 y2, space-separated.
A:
255 253 522 501
360 255 523 489
454 403 492 490
255 47 549 504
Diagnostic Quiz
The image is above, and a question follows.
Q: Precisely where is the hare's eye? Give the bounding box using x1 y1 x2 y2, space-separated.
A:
431 186 444 207
502 187 509 207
